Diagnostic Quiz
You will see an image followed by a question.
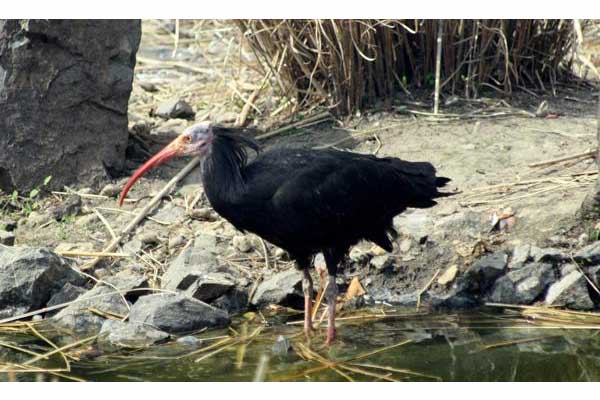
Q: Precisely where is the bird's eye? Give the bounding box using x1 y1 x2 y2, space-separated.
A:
183 136 192 143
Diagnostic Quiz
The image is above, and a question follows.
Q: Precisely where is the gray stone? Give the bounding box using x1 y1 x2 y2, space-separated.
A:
189 207 218 221
271 335 292 355
545 271 595 310
74 213 98 228
232 235 253 253
530 247 565 264
46 282 87 316
370 254 393 271
488 263 554 304
184 272 236 303
0 20 141 192
0 231 15 246
128 293 229 334
139 81 158 93
251 269 303 309
574 241 600 266
0 246 86 318
510 245 531 269
99 183 121 197
211 287 249 315
0 219 17 232
161 243 220 291
52 269 147 335
153 203 185 225
99 319 169 348
459 252 508 294
393 209 432 242
48 195 82 221
399 238 412 253
433 211 487 240
155 98 195 120
26 211 52 227
176 335 202 347
140 231 159 246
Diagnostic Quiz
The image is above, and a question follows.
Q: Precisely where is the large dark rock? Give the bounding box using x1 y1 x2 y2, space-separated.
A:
487 262 555 304
0 246 86 319
545 270 595 310
574 242 600 266
458 252 508 294
0 20 141 192
128 293 230 334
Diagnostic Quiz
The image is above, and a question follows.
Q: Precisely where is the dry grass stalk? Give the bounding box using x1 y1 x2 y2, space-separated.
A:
239 20 582 115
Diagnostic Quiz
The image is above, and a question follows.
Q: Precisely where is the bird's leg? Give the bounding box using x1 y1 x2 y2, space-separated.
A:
302 267 315 335
324 273 338 345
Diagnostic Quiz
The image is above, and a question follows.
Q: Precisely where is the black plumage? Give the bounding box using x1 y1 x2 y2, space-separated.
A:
203 127 451 276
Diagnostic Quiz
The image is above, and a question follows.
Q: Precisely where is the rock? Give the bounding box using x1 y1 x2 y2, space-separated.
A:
459 252 507 294
161 244 220 291
139 81 158 92
0 231 15 246
487 263 555 304
176 335 202 347
189 207 218 221
399 238 412 253
0 247 86 318
274 248 289 260
349 247 368 263
251 269 303 309
26 211 52 227
154 98 195 120
433 211 487 240
574 242 600 266
140 231 159 246
578 234 589 247
48 195 82 221
168 234 187 252
74 213 98 228
437 265 458 286
510 245 531 269
122 238 143 255
271 335 292 355
0 219 17 232
393 209 432 243
184 272 236 303
99 319 169 348
213 111 239 124
545 271 595 310
560 263 578 277
46 282 87 316
370 254 393 271
54 242 94 253
0 20 141 193
530 247 565 264
99 183 121 197
153 203 185 225
232 235 253 253
211 287 249 315
52 270 147 335
128 293 229 334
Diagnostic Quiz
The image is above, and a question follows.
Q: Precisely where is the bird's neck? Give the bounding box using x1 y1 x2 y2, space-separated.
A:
201 135 246 206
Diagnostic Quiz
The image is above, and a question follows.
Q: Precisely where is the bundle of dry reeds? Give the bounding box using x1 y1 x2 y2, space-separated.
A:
238 20 581 115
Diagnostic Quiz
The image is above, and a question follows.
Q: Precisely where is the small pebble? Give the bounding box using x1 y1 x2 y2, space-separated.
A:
0 231 16 246
232 235 253 253
139 81 158 92
32 315 43 322
176 336 202 347
271 335 292 355
100 183 121 198
169 234 187 251
399 238 412 253
140 232 160 246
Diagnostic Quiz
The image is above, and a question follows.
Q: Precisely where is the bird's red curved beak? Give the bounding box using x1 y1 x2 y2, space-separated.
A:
119 136 186 207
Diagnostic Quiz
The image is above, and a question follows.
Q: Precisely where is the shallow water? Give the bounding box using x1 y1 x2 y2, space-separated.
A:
2 306 600 382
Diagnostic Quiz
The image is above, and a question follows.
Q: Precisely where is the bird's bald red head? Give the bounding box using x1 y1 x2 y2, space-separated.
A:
119 122 214 206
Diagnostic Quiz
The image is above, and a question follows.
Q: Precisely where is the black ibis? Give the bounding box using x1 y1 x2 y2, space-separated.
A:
120 122 452 344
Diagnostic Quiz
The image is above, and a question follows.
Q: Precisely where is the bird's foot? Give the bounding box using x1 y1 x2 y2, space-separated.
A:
303 295 315 336
325 325 336 346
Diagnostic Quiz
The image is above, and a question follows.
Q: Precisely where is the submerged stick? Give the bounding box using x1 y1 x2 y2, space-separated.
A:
83 156 202 270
